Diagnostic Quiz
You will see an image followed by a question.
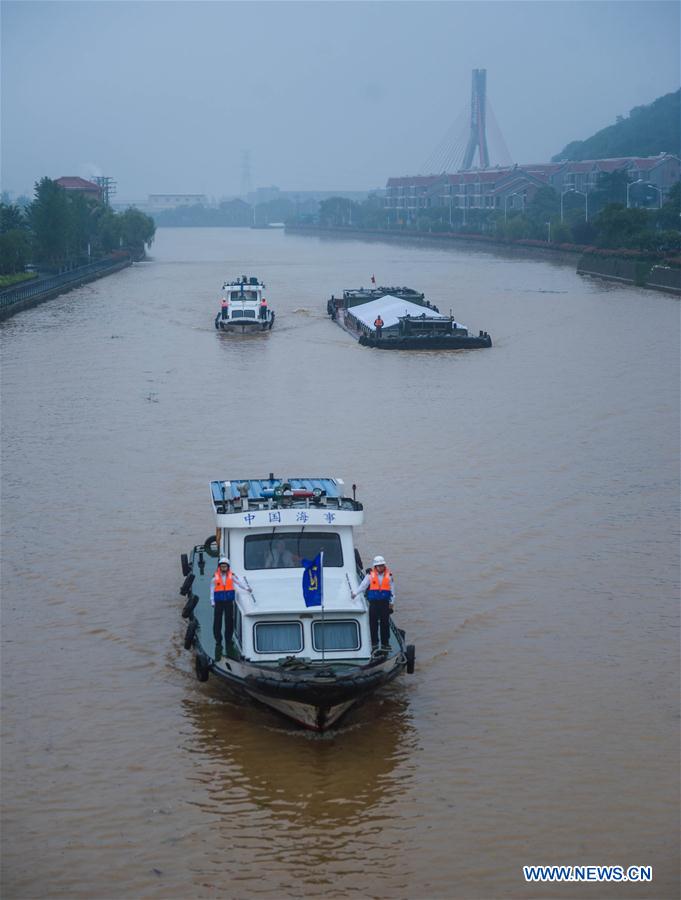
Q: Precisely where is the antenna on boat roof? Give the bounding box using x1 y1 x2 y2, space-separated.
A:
352 483 357 501
269 472 274 482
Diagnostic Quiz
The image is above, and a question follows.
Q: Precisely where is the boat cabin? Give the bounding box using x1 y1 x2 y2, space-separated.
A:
398 313 469 337
222 276 264 318
209 477 371 662
217 276 274 330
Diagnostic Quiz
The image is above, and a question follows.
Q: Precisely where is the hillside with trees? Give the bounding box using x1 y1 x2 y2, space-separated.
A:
553 90 680 161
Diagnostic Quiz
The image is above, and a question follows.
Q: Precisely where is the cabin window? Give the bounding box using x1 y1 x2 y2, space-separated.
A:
254 622 303 653
312 620 360 652
244 532 344 570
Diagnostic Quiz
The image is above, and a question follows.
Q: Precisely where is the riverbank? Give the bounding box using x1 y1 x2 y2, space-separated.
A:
286 224 681 294
0 252 134 321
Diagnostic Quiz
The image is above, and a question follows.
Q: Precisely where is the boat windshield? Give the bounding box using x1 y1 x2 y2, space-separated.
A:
230 290 259 301
244 532 343 570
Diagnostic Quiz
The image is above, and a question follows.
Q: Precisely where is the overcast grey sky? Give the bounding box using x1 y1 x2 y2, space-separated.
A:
2 1 679 203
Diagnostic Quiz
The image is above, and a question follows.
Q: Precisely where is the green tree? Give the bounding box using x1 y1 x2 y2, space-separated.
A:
504 215 533 240
0 203 31 273
0 203 26 233
593 204 649 248
0 230 31 274
526 186 560 228
570 219 597 245
119 207 156 254
66 192 99 261
95 207 122 253
588 169 631 215
655 181 680 230
319 197 359 227
27 177 71 268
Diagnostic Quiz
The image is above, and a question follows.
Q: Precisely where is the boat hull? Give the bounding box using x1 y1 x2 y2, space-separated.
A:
358 333 492 350
215 318 273 333
204 650 406 731
244 694 358 730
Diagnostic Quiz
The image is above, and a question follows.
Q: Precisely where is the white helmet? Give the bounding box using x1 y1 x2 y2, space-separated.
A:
373 555 386 566
219 557 230 565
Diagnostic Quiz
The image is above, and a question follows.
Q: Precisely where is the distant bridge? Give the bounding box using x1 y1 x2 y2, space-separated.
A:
419 68 513 174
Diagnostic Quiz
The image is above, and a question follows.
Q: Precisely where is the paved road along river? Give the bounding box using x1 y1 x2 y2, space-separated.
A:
2 228 679 898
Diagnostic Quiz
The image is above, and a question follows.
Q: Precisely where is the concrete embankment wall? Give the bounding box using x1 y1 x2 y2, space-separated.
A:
0 256 133 322
577 256 681 294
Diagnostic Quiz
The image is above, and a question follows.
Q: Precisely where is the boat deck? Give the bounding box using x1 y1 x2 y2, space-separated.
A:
187 548 401 668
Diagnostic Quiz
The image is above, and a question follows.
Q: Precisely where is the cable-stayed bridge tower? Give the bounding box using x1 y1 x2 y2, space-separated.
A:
462 69 490 170
418 68 510 175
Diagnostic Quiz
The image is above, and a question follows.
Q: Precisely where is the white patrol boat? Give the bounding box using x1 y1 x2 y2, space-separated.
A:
215 275 275 332
179 475 415 730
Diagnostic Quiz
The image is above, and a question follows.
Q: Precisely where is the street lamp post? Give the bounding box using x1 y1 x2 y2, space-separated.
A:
626 179 641 209
443 189 453 228
627 179 663 209
561 188 588 223
504 191 524 222
648 184 662 208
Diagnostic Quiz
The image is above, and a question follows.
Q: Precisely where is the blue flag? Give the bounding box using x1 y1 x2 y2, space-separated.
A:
302 551 324 607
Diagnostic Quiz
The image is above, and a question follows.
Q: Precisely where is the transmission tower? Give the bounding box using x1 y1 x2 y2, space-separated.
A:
94 176 117 206
462 69 490 170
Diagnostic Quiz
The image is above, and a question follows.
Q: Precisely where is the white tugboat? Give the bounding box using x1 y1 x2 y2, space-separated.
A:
179 475 415 730
215 275 275 332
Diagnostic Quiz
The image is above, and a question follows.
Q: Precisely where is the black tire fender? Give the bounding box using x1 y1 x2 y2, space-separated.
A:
195 654 210 682
180 572 195 597
184 621 197 650
204 535 219 557
180 553 190 577
406 644 415 674
181 593 199 619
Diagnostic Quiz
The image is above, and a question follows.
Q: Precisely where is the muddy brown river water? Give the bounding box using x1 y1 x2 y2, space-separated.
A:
1 228 679 898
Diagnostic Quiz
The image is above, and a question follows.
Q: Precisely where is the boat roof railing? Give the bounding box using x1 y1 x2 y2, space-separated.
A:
210 476 362 515
222 276 265 289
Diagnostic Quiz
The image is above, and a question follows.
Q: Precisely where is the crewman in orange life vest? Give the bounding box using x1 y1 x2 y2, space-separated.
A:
211 557 251 661
221 297 229 319
259 298 268 320
351 555 394 655
374 315 384 338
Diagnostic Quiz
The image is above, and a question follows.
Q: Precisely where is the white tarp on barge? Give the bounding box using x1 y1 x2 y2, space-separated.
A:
348 295 467 331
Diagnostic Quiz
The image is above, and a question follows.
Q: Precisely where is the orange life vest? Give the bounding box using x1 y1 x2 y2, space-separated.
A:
367 567 392 600
374 317 384 327
213 569 235 601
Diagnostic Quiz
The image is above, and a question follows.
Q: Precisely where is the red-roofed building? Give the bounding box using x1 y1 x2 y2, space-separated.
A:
549 154 679 197
385 154 679 220
55 177 102 201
